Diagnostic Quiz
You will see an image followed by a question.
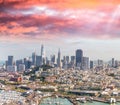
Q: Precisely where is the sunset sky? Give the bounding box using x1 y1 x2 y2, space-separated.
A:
0 0 120 61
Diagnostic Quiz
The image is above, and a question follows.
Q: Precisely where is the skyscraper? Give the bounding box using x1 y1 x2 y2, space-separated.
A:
90 60 94 69
97 59 103 67
57 48 61 68
66 56 69 64
36 56 42 66
112 58 115 67
8 56 14 66
76 49 83 69
71 56 75 63
41 44 45 65
82 57 89 70
51 55 55 64
32 52 36 65
70 56 75 68
16 59 23 70
24 58 32 69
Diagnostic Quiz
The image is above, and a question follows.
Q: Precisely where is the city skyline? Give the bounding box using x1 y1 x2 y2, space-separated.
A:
1 45 119 63
0 0 120 60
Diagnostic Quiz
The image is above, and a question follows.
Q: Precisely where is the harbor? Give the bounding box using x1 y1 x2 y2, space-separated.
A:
39 97 120 105
40 97 73 105
39 94 120 105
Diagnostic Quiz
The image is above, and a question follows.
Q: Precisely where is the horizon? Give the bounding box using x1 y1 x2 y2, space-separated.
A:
0 44 118 62
0 0 120 61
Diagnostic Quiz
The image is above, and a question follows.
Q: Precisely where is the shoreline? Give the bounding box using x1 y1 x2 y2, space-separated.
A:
38 94 120 105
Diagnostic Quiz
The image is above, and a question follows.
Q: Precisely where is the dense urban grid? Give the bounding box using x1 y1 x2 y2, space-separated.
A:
0 45 120 105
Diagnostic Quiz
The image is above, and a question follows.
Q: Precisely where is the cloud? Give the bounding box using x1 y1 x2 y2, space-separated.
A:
0 0 120 41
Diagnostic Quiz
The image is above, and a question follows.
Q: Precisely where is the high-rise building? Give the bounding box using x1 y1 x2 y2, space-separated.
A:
7 65 17 72
19 64 25 71
32 52 36 65
51 55 55 64
82 57 89 70
66 56 69 64
112 58 115 67
115 60 119 68
71 56 75 63
57 48 61 68
41 44 45 65
97 59 103 67
16 59 23 70
7 56 14 66
70 56 75 68
24 58 31 69
90 61 94 69
76 49 83 69
36 56 42 66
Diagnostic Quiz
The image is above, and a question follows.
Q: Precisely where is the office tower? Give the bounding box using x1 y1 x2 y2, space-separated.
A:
7 65 17 72
8 56 14 66
63 56 66 62
112 58 115 67
41 44 46 65
36 56 42 66
76 49 83 69
70 56 75 68
5 61 8 69
114 60 118 68
32 52 36 65
19 64 25 71
82 57 89 70
71 56 75 63
57 48 61 68
51 55 55 64
90 61 94 69
97 59 103 67
24 58 32 69
16 59 23 70
66 56 69 64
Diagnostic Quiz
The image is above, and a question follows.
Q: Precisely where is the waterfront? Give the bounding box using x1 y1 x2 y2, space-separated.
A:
40 97 120 105
40 97 73 105
80 102 120 105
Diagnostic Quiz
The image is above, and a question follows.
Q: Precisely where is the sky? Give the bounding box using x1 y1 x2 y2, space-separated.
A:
0 0 120 61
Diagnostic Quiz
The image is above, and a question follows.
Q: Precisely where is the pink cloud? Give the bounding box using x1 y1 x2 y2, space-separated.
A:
0 1 120 40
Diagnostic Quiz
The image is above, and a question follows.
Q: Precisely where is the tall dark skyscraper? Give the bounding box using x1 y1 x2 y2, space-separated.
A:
66 56 69 64
41 44 45 65
8 56 14 66
112 58 115 67
76 49 83 69
36 56 42 66
90 60 94 69
16 59 23 70
57 48 61 68
51 55 55 63
24 58 31 69
32 52 36 65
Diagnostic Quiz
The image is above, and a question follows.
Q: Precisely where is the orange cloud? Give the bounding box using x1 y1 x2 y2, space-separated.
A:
0 0 120 9
0 0 120 41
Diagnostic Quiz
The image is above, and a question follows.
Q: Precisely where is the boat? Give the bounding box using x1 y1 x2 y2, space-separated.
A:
108 98 116 104
76 97 87 103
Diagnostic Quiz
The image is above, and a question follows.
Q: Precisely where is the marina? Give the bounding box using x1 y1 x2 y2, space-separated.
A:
39 96 120 105
40 97 73 105
79 101 120 105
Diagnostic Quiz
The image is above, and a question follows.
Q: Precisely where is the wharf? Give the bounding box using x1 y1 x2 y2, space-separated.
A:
93 97 107 103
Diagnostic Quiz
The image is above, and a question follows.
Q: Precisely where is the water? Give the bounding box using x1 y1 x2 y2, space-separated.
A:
80 101 120 105
40 97 120 105
40 97 73 105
